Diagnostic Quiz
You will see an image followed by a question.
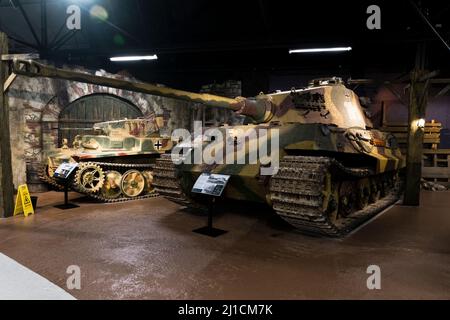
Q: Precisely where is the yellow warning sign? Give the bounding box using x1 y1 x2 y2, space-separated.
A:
14 184 34 217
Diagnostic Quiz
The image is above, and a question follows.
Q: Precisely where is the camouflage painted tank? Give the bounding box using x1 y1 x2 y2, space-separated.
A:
151 78 405 237
13 61 404 236
41 118 173 202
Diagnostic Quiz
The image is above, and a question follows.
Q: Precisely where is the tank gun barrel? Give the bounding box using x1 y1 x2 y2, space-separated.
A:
12 60 275 123
12 59 239 108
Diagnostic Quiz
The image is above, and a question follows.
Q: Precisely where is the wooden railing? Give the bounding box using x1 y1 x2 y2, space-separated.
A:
422 149 450 187
380 120 442 151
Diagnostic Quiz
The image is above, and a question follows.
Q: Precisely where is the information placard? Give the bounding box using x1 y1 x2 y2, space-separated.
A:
53 163 78 180
192 173 230 197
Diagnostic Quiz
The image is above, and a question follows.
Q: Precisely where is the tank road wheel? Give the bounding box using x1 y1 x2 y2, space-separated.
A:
370 177 381 203
101 171 122 199
75 163 105 194
121 170 145 198
142 170 155 193
356 179 371 210
322 173 339 223
380 175 391 197
391 172 399 188
339 181 357 217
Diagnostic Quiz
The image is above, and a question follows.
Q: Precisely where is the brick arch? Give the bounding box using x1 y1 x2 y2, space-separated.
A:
62 81 163 117
39 91 155 154
57 93 144 146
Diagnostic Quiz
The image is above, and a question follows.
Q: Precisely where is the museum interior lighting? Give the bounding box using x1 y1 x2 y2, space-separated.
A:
110 55 158 62
417 118 426 128
289 47 352 54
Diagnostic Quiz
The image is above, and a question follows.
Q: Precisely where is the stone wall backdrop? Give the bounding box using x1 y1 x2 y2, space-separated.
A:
7 63 194 192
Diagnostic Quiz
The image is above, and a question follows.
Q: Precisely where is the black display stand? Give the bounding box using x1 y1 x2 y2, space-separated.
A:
193 197 227 237
52 163 79 210
54 182 79 210
191 173 230 238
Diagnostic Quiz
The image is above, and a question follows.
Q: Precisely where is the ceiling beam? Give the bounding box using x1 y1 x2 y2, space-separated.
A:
15 0 41 47
1 53 39 60
410 0 450 52
435 84 450 97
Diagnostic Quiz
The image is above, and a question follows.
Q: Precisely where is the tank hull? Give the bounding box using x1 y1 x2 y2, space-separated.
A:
154 123 405 236
160 123 403 203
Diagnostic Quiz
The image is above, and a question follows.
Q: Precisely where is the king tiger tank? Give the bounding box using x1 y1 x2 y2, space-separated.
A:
13 61 405 236
41 118 173 202
151 78 406 237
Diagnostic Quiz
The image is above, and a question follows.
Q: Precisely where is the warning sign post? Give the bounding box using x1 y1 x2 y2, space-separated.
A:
13 184 34 217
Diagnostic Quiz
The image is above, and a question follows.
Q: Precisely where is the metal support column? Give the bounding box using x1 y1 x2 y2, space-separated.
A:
403 70 429 205
403 43 429 206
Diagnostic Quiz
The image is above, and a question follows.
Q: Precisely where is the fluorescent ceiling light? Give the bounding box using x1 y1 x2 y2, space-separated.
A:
110 55 158 62
289 47 352 54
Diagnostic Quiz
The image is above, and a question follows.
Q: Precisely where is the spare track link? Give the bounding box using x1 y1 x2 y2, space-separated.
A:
270 156 401 237
72 161 158 203
152 154 200 208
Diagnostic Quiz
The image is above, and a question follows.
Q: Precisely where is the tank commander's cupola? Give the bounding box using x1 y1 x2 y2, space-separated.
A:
308 77 344 88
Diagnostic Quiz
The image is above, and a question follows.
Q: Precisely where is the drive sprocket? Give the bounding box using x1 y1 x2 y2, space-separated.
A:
74 162 105 194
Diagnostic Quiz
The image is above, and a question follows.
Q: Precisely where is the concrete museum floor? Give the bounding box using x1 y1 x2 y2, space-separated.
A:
0 190 448 300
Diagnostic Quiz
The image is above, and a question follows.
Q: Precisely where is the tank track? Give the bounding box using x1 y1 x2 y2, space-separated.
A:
39 161 158 202
153 154 402 237
153 154 203 208
84 190 159 203
71 161 158 203
270 156 402 237
38 164 65 191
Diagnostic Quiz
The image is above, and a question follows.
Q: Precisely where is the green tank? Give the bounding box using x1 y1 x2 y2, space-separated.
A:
41 118 173 202
13 60 405 236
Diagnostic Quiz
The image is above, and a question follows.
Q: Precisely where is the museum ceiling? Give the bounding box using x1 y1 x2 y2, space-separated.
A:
0 0 448 91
